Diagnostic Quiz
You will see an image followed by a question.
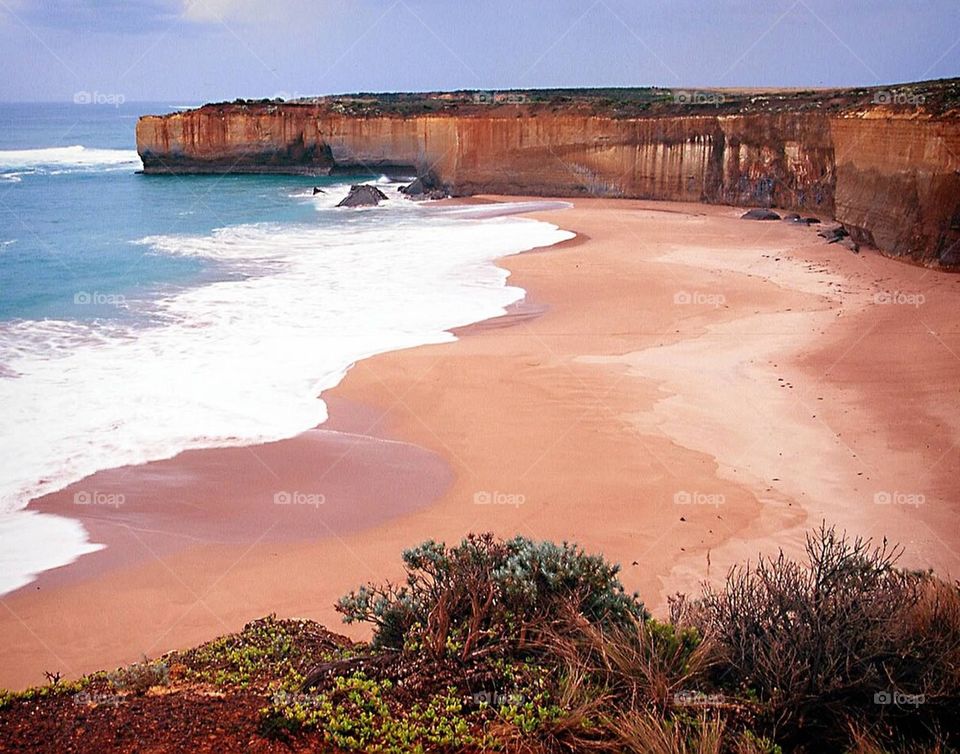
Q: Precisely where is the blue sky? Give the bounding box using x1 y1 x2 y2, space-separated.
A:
1 0 958 102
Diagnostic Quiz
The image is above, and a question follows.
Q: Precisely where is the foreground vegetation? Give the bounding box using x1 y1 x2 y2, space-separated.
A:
2 524 958 753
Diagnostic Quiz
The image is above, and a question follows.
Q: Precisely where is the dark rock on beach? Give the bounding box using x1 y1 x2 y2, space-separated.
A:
783 213 823 225
399 174 449 201
818 225 850 244
337 184 389 207
400 177 428 196
741 208 781 221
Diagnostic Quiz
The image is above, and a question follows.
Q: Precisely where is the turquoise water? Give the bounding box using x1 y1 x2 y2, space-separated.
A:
0 102 376 321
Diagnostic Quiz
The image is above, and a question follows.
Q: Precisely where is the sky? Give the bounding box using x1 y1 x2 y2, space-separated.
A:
0 0 958 102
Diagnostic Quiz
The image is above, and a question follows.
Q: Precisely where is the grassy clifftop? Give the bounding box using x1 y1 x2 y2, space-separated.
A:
210 78 960 118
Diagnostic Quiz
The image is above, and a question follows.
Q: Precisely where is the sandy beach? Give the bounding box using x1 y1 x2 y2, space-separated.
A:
1 197 958 691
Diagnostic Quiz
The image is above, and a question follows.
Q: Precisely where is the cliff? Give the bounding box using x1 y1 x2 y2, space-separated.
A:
137 81 960 268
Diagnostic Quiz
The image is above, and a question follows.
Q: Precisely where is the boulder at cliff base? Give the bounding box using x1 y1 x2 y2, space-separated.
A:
741 208 781 221
399 174 449 201
337 184 389 208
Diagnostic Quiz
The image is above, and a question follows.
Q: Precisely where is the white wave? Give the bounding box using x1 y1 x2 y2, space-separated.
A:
427 200 574 219
0 145 142 173
0 209 573 594
288 187 320 198
0 512 104 595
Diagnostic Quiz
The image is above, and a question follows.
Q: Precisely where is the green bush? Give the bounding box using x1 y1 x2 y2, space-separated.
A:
336 533 646 657
261 673 485 752
174 615 351 690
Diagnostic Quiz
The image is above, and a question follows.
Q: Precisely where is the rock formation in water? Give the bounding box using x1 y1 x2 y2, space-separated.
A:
336 184 388 207
136 82 960 268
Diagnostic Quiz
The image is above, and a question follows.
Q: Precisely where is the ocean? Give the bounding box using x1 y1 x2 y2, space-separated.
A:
0 102 573 595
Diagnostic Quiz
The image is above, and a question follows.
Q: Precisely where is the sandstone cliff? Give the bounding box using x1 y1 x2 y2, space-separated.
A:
137 83 960 268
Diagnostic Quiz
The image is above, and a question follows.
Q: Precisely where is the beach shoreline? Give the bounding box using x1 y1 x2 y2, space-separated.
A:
2 197 958 691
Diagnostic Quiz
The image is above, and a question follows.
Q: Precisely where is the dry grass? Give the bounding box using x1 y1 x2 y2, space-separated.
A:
537 611 714 714
846 726 952 754
605 712 726 754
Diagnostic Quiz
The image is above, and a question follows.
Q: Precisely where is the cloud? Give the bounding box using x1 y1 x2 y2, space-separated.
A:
180 0 309 23
3 0 312 33
12 0 181 33
0 0 30 28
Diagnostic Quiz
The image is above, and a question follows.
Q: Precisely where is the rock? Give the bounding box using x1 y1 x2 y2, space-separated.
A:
337 184 388 208
399 177 427 195
803 217 821 224
782 212 801 222
840 238 860 253
741 208 781 221
818 225 849 244
399 173 449 201
312 187 326 195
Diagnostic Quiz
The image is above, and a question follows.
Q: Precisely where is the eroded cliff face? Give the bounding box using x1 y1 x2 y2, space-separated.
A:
136 108 336 173
832 115 960 266
137 100 960 267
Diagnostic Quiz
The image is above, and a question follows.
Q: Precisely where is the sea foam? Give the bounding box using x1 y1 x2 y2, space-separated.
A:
0 145 141 179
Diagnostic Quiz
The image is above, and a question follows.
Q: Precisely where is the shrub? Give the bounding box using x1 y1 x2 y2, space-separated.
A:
108 659 169 695
696 523 960 744
336 533 646 658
